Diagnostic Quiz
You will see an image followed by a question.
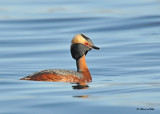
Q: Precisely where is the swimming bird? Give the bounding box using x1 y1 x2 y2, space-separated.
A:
20 34 100 83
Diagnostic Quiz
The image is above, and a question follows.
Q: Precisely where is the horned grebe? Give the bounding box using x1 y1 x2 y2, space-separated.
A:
20 34 100 83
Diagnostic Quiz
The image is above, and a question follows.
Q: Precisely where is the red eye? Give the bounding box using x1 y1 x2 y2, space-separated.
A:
85 42 88 46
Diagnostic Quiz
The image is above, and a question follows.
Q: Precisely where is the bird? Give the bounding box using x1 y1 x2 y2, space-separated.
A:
20 34 100 83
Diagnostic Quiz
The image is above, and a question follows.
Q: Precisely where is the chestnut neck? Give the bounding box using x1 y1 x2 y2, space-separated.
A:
76 55 92 81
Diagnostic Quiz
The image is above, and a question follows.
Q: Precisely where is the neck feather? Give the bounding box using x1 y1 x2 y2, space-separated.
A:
76 55 92 81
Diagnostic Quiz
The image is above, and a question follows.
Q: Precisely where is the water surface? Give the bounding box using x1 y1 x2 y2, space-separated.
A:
0 0 160 114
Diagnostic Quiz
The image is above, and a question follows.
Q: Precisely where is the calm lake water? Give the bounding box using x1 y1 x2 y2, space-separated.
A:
1 0 160 114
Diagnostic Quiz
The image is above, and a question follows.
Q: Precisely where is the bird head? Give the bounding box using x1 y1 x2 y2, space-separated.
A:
71 34 100 60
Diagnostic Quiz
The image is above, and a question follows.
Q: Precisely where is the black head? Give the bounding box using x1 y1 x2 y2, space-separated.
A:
70 34 100 60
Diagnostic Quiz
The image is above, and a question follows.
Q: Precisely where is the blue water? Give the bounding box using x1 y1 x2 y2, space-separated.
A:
1 0 160 114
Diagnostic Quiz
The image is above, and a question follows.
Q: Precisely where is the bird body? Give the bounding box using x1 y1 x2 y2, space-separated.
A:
21 34 99 83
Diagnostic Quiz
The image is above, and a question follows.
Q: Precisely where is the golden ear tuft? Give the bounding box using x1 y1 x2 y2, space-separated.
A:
71 34 87 44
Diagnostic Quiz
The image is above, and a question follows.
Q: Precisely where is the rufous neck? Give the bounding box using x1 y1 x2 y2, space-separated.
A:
76 55 88 72
76 55 92 82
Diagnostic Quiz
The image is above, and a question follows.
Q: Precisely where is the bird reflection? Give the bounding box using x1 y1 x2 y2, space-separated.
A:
72 82 89 89
73 95 89 98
